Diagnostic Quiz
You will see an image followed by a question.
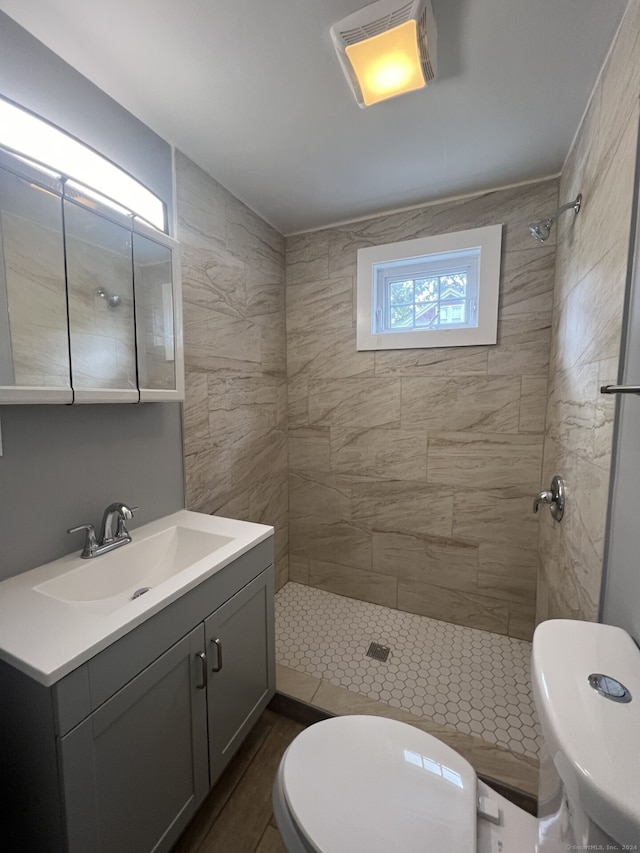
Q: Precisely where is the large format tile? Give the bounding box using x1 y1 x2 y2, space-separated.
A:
477 542 537 607
289 518 372 571
453 488 539 549
427 432 543 490
287 327 375 381
401 376 521 433
374 346 488 377
351 479 453 538
308 378 401 428
397 579 510 634
308 559 397 608
178 150 289 588
372 530 478 590
331 427 427 480
285 231 329 285
175 151 227 251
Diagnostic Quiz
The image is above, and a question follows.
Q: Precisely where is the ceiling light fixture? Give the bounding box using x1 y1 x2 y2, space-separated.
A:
331 0 437 108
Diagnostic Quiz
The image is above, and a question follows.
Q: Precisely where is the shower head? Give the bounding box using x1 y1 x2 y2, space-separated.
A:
97 287 121 308
528 193 582 242
529 218 554 242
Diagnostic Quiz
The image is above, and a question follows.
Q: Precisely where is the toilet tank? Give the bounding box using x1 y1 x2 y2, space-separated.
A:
532 619 640 850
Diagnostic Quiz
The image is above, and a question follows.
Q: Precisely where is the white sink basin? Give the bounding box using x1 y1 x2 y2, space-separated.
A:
0 509 273 685
35 525 233 615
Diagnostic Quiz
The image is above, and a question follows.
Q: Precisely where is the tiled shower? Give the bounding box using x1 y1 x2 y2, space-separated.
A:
180 0 639 789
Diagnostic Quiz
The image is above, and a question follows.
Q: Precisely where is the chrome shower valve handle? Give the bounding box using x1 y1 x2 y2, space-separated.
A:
533 476 565 522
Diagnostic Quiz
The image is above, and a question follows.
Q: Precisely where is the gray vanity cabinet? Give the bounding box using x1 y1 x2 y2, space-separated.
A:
59 625 209 853
205 568 275 782
0 539 275 853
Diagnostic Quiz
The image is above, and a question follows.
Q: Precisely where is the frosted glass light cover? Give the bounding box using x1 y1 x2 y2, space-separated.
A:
345 21 425 106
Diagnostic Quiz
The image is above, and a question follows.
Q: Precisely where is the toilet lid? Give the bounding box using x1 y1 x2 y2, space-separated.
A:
281 715 477 853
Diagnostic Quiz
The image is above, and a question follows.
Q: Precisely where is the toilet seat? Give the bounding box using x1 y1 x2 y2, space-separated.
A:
276 715 478 853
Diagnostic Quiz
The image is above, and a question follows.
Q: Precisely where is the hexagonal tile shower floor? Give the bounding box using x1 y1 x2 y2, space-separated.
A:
275 582 541 760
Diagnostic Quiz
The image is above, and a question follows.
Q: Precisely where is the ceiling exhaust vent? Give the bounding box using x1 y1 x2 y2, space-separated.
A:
330 0 437 108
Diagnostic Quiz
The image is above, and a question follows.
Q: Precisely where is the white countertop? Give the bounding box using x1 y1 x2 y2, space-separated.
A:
0 510 273 686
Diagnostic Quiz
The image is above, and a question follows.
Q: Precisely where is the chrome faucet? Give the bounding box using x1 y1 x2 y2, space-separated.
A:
68 502 137 559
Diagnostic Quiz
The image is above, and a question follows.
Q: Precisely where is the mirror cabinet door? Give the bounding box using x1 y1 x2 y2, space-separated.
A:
64 200 139 402
133 231 182 400
0 166 71 402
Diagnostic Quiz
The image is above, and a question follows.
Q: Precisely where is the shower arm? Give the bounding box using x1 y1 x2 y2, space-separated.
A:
547 195 582 225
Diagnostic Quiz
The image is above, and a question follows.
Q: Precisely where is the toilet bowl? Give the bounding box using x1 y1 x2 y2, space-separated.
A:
273 619 640 853
273 714 536 853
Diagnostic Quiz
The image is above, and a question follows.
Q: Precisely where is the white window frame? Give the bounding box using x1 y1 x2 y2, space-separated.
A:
356 224 503 351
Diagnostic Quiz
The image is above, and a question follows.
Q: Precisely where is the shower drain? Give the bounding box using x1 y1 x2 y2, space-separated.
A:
366 642 391 662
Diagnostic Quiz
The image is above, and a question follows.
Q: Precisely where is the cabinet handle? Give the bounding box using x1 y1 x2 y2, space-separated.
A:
211 638 223 672
195 651 208 689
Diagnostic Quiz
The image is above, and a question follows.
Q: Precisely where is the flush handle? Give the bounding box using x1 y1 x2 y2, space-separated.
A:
533 475 565 521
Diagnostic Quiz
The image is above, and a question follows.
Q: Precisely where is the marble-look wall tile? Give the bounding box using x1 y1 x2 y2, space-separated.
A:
289 471 352 522
478 543 537 606
374 346 488 377
286 231 329 285
397 579 510 635
508 603 537 642
286 276 353 335
351 479 453 538
308 559 397 608
288 426 331 473
175 152 227 251
289 517 371 571
487 327 551 376
519 377 548 434
183 371 210 455
401 376 521 433
499 245 556 316
537 0 640 624
289 555 310 585
287 327 375 381
453 489 538 549
177 150 288 585
372 530 478 590
427 433 543 490
286 180 558 639
308 378 401 428
330 428 427 480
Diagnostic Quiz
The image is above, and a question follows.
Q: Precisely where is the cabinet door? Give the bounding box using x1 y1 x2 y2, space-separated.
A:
59 625 209 853
64 197 139 403
0 156 72 403
205 567 275 783
132 224 184 402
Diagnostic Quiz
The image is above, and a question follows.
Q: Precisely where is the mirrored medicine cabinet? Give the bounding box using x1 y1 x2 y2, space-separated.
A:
0 148 184 404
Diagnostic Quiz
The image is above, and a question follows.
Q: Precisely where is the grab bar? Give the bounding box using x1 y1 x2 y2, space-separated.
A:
600 385 640 395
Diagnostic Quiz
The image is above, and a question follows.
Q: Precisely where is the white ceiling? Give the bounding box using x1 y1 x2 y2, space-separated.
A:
0 0 628 234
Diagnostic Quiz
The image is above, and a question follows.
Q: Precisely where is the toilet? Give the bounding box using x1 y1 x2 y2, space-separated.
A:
273 619 640 852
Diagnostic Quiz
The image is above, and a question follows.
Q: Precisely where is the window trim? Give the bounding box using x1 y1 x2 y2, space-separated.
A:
356 224 503 351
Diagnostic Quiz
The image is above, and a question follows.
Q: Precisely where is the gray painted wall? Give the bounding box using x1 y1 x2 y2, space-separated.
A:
0 403 184 578
0 14 185 579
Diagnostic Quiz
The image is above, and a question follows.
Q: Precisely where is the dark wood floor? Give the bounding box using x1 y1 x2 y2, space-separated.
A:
172 710 304 853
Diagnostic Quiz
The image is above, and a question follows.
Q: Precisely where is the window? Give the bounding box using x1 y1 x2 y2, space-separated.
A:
0 97 166 232
356 225 502 350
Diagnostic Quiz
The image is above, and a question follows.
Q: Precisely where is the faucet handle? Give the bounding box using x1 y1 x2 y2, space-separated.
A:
67 523 98 559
